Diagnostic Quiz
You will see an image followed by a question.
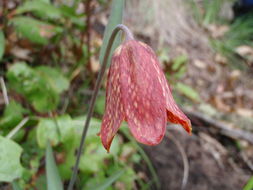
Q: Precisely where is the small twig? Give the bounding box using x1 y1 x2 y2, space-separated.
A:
84 0 91 66
166 131 189 190
184 108 253 144
0 77 9 105
241 152 253 172
199 132 226 169
6 117 29 139
67 24 134 190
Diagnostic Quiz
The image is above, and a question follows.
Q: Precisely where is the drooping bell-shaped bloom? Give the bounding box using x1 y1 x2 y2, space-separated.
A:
100 40 192 152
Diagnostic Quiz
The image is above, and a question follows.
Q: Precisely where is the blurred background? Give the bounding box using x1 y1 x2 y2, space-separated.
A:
0 0 253 189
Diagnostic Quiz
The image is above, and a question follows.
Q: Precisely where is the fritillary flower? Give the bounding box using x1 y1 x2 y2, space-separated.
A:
100 40 192 152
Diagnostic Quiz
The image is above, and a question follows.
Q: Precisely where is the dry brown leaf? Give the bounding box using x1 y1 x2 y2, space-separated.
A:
10 46 32 61
236 45 253 56
236 108 253 118
193 59 206 69
215 53 228 65
90 57 100 73
213 96 231 112
207 24 229 39
229 70 241 80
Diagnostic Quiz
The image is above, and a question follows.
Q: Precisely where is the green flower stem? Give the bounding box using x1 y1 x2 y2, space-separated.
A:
67 24 134 190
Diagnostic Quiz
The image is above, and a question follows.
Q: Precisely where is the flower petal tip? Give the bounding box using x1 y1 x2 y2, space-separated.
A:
180 120 192 135
101 136 113 153
167 110 192 135
185 123 192 135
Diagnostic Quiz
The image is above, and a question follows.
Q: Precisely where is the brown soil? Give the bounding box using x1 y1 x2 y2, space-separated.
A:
144 129 251 190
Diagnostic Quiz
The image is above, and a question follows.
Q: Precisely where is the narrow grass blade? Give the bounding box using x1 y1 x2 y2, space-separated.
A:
92 170 124 190
244 176 253 190
12 181 22 190
99 0 124 66
0 30 5 61
46 142 64 190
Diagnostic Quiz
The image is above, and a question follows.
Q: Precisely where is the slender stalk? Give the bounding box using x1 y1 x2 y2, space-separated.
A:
0 77 9 105
7 117 29 139
2 0 8 30
67 24 134 190
166 131 189 190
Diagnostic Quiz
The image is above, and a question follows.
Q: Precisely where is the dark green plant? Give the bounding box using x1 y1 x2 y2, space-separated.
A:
212 14 253 69
0 1 156 190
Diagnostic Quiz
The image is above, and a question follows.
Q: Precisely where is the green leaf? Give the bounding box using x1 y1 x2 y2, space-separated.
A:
58 147 76 180
120 127 160 189
39 0 50 3
82 171 110 190
36 115 100 148
7 62 68 112
79 135 119 173
91 170 124 190
203 0 222 25
10 16 62 45
31 92 59 112
46 142 64 190
55 116 117 179
104 165 137 190
172 55 188 71
244 176 253 190
35 175 47 190
158 47 170 63
15 0 85 28
37 118 61 148
37 115 112 179
7 62 58 112
16 0 62 20
7 62 36 94
0 136 23 182
72 116 102 138
99 0 124 66
59 5 86 28
94 95 105 115
117 167 137 190
12 181 22 190
175 82 200 102
0 101 26 130
0 30 5 61
35 66 69 94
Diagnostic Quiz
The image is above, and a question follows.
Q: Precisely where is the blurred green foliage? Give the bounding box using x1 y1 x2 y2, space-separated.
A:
212 14 253 69
0 101 26 131
0 136 23 182
46 142 64 190
99 0 124 66
175 82 200 102
7 62 69 112
0 0 154 189
190 0 230 25
11 16 63 45
190 0 253 70
0 30 5 61
159 50 200 104
244 176 253 190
